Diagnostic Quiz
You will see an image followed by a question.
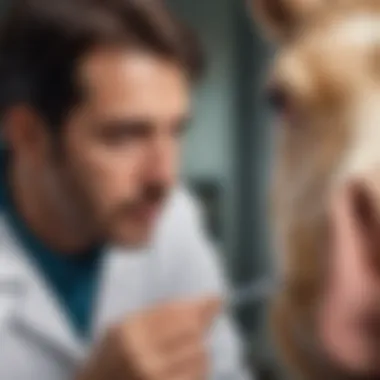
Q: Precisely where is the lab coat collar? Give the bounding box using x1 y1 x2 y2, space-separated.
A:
0 216 87 363
0 213 158 365
90 244 156 342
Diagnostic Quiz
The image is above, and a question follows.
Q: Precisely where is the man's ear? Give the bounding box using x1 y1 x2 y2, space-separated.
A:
248 0 325 42
3 105 48 163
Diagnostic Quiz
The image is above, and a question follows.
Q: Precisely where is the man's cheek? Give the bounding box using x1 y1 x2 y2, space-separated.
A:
98 156 140 190
90 176 126 211
83 159 137 198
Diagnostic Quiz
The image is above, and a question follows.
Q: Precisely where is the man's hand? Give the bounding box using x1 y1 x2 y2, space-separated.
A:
77 296 221 380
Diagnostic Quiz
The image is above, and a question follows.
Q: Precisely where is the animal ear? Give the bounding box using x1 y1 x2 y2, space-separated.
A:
248 0 325 42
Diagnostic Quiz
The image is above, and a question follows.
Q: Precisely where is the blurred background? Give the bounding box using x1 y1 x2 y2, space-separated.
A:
166 0 278 378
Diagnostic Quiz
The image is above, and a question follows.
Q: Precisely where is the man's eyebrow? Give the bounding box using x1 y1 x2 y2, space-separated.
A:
92 113 193 132
94 118 152 130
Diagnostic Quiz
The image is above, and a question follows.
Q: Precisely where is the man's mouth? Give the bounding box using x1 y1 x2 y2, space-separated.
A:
132 202 163 223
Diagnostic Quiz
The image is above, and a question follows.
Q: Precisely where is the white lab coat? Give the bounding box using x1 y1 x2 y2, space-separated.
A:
0 187 251 380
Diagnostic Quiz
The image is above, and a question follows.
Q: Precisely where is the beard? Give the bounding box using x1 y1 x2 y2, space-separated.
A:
49 148 170 244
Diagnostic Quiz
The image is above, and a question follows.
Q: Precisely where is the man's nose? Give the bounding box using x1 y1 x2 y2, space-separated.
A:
145 139 177 185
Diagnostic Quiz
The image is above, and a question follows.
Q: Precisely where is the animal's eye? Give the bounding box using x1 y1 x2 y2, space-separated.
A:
265 85 290 114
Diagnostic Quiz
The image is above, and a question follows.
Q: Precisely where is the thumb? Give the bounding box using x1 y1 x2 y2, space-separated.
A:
196 296 222 330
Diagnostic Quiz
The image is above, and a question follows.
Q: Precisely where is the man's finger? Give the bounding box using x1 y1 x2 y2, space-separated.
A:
165 342 207 379
196 296 221 330
150 296 221 349
163 296 221 327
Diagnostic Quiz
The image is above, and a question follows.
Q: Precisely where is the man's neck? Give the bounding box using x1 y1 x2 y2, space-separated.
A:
8 163 96 254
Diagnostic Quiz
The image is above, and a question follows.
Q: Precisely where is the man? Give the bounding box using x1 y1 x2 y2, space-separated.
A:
0 0 250 379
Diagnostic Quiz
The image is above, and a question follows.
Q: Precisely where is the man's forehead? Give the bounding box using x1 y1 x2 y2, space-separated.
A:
76 47 191 118
79 48 186 91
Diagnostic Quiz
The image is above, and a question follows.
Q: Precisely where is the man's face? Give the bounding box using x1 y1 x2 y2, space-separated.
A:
55 48 191 246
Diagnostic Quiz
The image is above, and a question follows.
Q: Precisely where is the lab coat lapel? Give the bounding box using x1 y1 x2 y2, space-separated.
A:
0 217 86 363
0 212 165 360
92 199 177 337
92 244 158 338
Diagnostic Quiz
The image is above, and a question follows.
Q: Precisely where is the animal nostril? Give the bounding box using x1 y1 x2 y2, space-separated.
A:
352 183 377 232
350 181 380 274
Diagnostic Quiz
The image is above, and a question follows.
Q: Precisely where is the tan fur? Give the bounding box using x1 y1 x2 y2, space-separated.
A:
251 0 380 378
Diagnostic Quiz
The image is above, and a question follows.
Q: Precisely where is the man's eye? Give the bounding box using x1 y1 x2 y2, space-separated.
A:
100 130 135 145
98 122 151 145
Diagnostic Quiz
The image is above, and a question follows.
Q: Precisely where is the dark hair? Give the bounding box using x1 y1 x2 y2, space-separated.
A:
0 0 204 129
